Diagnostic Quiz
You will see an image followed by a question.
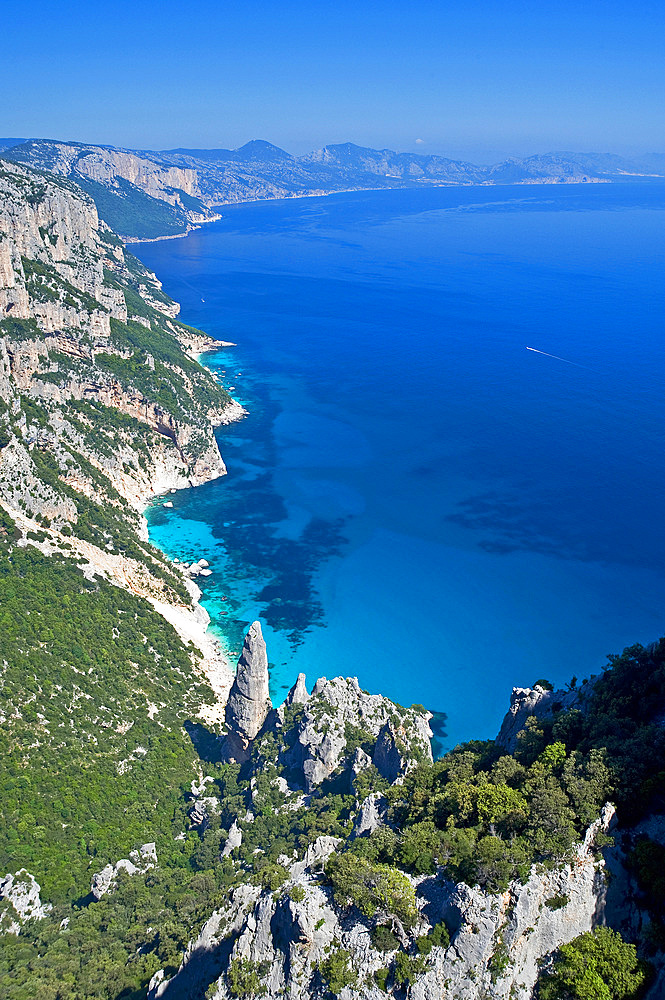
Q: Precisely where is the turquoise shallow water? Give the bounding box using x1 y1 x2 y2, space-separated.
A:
137 184 665 750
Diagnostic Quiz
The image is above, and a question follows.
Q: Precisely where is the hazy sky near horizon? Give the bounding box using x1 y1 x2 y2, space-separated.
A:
6 0 664 161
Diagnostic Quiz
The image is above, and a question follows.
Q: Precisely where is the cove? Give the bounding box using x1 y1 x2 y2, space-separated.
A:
136 183 665 750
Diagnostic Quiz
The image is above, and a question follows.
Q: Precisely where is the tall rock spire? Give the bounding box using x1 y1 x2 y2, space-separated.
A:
223 621 271 760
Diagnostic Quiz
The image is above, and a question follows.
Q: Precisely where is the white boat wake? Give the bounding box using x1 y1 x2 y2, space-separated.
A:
526 346 594 370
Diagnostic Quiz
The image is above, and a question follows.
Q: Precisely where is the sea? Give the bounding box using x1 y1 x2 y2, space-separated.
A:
135 182 665 751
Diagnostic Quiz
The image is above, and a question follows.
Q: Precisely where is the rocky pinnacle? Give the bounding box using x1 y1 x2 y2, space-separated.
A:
224 621 271 753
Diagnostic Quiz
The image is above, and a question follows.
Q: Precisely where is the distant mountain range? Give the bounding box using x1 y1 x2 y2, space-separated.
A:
2 136 663 240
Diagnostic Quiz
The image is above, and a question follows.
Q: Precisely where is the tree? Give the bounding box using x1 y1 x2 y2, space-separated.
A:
476 783 528 833
538 927 649 1000
326 853 417 926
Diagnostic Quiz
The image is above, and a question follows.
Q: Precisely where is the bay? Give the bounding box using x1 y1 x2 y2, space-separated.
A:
136 183 665 750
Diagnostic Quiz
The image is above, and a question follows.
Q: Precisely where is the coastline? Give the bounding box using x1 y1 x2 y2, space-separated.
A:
120 178 616 247
123 212 222 245
139 362 247 721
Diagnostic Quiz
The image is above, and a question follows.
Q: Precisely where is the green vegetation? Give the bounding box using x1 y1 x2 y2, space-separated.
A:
0 865 238 999
22 256 104 314
0 539 213 901
316 946 358 996
0 316 44 341
75 176 190 240
416 920 450 955
227 958 269 998
545 894 570 911
392 950 427 989
538 927 650 1000
325 853 417 926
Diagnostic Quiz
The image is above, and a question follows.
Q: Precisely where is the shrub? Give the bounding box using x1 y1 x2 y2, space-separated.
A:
317 946 357 996
417 919 451 955
392 951 426 989
538 927 650 1000
371 924 400 952
545 894 569 911
326 853 417 926
374 967 390 992
227 958 268 998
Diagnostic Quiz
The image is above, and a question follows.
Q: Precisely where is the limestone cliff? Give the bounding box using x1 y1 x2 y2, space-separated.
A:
147 629 664 1000
0 155 241 698
4 140 220 238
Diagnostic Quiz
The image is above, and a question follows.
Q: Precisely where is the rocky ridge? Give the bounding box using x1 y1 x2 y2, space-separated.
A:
0 157 246 785
148 626 664 1000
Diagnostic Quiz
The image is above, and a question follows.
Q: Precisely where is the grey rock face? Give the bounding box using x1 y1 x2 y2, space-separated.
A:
372 720 406 783
90 843 157 900
223 622 272 760
157 805 617 1000
189 776 220 830
282 675 433 793
352 792 388 837
495 682 591 752
0 869 52 934
189 796 219 831
221 820 243 858
285 672 309 707
290 836 341 879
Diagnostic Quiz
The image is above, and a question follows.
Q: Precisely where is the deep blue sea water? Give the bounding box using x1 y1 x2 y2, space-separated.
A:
135 184 665 750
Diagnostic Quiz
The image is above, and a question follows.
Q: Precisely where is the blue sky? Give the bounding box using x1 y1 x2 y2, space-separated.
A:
6 0 664 161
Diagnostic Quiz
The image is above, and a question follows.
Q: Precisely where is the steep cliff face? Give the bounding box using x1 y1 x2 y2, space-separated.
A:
0 156 239 518
0 154 242 717
4 140 220 238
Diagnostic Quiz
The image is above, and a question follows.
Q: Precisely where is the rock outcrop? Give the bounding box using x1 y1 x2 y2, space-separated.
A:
0 870 52 934
90 843 157 900
352 792 389 837
496 681 592 752
150 804 616 1000
222 622 272 761
279 675 433 793
284 672 309 707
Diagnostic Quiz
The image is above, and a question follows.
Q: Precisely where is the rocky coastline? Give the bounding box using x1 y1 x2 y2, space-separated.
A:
1 151 664 1000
